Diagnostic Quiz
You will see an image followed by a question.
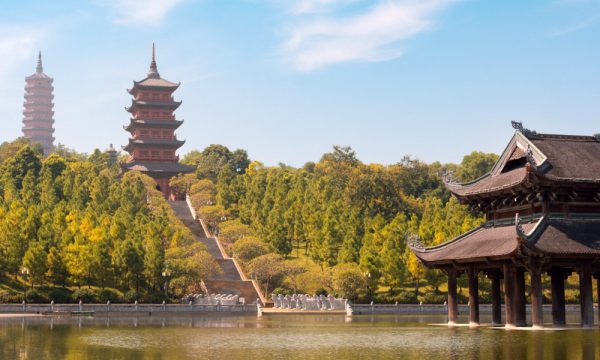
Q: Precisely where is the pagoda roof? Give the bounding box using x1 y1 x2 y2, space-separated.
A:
123 138 185 152
124 119 183 132
409 216 600 265
25 72 53 81
125 100 182 113
122 161 194 174
128 77 180 93
444 122 600 199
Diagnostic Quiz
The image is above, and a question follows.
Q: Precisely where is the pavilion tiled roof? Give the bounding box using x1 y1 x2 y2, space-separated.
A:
445 126 600 198
529 135 600 182
410 217 600 264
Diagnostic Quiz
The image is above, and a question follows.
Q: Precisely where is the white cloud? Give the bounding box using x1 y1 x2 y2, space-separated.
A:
281 0 457 72
99 0 185 25
0 27 44 77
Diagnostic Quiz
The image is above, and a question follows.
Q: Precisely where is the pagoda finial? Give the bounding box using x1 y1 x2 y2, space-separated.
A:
148 43 160 79
36 51 43 73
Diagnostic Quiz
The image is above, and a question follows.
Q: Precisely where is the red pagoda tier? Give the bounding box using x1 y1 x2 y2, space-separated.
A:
410 122 600 329
122 45 194 199
22 52 55 155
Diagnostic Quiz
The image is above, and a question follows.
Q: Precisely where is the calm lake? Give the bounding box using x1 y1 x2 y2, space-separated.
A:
0 313 599 359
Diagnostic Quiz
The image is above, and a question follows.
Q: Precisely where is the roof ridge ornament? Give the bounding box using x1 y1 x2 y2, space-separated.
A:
36 51 43 73
511 121 539 139
147 43 160 79
440 169 458 185
407 234 425 249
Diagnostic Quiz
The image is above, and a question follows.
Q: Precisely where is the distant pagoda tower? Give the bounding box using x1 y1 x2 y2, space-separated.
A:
106 144 118 166
22 52 55 155
122 44 194 199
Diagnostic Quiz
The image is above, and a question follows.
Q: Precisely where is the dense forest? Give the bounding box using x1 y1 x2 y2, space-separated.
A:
0 138 500 304
0 139 218 303
172 144 498 302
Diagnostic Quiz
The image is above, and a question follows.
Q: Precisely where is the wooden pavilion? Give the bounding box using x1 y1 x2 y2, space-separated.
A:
409 122 600 328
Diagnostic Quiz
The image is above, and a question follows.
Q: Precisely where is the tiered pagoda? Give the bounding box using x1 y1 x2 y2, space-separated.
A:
22 52 55 155
122 45 194 199
410 122 600 328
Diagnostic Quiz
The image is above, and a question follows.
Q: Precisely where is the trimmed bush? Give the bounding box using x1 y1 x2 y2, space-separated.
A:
315 288 328 296
124 290 141 303
233 236 269 262
395 291 418 304
272 287 293 296
98 289 120 303
419 292 447 304
71 288 98 303
48 288 71 303
0 290 24 303
25 288 49 303
142 292 167 304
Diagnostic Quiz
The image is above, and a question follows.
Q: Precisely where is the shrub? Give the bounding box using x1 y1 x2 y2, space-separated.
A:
233 236 269 262
71 288 98 303
142 292 167 304
0 290 24 303
272 287 293 296
419 292 447 304
98 289 120 303
331 263 366 301
395 291 418 304
48 288 71 303
218 220 254 246
315 288 328 297
124 290 141 303
25 288 49 303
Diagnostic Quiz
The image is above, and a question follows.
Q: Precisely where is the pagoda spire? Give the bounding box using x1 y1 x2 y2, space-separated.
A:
36 51 43 73
147 43 160 79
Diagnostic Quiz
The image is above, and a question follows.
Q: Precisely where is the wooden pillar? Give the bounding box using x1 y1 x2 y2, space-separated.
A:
503 263 515 327
468 266 479 326
550 268 566 327
530 268 544 328
491 269 502 326
514 267 527 327
579 264 594 328
447 268 458 325
597 276 600 327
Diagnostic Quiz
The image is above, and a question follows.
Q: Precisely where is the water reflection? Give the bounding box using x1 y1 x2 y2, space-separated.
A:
0 313 598 359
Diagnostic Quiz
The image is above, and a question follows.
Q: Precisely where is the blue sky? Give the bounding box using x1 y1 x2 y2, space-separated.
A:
0 0 599 166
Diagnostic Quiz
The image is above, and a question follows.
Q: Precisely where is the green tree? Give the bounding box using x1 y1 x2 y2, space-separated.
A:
22 242 48 287
46 246 68 287
332 263 366 301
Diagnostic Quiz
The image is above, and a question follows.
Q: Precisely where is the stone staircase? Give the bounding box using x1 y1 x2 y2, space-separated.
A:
168 200 261 304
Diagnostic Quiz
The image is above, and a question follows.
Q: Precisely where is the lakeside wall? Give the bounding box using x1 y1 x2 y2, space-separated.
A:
0 302 594 315
0 303 257 314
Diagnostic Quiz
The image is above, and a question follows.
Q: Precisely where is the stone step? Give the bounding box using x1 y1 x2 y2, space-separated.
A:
168 200 262 304
214 259 242 281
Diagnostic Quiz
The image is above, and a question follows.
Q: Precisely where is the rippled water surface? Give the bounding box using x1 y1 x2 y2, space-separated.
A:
1 313 599 359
